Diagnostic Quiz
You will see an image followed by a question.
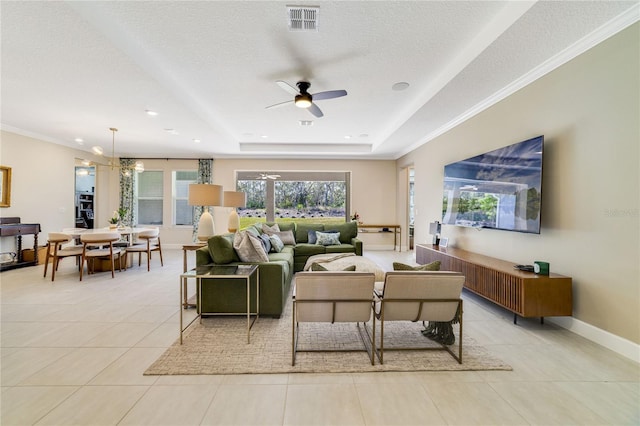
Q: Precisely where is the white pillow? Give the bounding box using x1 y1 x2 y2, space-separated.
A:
315 231 341 246
261 223 281 236
233 231 269 262
269 234 285 252
273 230 296 245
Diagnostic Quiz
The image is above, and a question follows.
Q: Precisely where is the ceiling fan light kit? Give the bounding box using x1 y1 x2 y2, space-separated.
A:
266 80 347 118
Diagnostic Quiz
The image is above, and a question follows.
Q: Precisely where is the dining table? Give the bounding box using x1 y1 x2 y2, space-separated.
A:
62 226 154 247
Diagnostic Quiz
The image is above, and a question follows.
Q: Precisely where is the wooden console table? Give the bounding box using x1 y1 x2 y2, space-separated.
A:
0 217 41 271
359 224 401 251
416 244 572 324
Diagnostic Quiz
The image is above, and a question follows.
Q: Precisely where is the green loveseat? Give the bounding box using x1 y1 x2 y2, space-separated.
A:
195 221 362 318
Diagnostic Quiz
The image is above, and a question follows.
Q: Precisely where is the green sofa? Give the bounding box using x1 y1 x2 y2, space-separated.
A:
195 221 362 318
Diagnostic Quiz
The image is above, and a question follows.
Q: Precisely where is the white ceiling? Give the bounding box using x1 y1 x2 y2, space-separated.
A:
1 1 638 160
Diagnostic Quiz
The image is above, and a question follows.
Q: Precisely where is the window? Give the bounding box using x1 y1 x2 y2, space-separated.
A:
236 171 351 228
236 179 266 228
137 171 163 225
174 170 198 225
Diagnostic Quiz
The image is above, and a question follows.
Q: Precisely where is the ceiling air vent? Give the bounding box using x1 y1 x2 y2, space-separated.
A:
287 6 319 32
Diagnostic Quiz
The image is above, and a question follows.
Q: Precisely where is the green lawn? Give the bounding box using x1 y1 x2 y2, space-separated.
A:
239 217 345 229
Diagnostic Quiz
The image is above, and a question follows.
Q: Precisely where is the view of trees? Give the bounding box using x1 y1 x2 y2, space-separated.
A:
236 180 346 224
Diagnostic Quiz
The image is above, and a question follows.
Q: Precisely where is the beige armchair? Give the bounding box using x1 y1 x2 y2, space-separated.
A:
43 232 83 281
373 271 465 364
292 271 376 366
125 228 163 271
79 231 123 280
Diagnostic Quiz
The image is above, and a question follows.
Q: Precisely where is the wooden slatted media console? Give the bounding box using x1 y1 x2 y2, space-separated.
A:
416 244 572 324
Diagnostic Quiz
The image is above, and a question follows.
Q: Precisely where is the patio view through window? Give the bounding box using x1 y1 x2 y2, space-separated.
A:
236 171 351 228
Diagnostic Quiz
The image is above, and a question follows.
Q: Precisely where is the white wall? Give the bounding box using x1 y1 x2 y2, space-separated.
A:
0 132 110 251
398 24 639 348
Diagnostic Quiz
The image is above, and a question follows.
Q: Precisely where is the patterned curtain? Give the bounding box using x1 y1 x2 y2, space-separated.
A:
193 159 213 241
119 158 136 226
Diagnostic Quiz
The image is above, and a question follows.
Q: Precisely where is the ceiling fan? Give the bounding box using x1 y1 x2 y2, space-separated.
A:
265 81 347 118
256 173 281 180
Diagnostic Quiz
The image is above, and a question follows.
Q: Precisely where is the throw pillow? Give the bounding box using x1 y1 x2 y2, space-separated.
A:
273 230 296 245
392 261 441 271
259 233 271 254
261 223 280 235
233 231 269 263
307 230 317 244
269 234 285 252
209 234 240 264
311 263 356 271
315 231 341 246
245 225 261 237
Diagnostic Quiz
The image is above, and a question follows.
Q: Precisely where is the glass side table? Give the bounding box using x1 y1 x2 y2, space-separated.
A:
179 264 259 344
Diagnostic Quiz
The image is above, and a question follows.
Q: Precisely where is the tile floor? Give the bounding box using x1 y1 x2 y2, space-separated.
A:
1 248 638 425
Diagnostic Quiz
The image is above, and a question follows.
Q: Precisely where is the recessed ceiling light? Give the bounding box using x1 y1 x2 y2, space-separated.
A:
359 134 369 138
344 135 352 139
299 120 313 126
145 110 158 116
261 135 268 139
75 138 84 144
193 139 201 143
164 128 179 135
392 82 410 91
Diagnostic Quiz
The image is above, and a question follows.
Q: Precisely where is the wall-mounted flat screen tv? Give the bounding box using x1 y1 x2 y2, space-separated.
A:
442 135 544 234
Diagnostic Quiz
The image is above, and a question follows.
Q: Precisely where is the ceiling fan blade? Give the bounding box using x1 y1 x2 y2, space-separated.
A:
265 99 294 109
308 103 324 118
276 80 300 96
312 89 347 101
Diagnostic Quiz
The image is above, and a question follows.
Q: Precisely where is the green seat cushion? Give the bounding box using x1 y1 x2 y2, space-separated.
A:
294 243 326 256
325 244 356 254
392 261 441 271
208 234 240 264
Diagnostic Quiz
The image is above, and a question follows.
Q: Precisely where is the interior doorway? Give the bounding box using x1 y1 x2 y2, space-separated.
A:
408 167 415 250
75 166 95 229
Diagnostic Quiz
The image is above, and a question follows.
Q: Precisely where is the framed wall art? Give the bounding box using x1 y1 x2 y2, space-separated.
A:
1 166 12 207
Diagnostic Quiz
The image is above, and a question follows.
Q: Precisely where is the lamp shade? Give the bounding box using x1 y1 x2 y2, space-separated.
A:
223 191 246 208
188 184 223 207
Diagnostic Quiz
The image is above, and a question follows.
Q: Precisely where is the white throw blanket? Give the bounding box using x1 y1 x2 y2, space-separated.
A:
303 253 386 281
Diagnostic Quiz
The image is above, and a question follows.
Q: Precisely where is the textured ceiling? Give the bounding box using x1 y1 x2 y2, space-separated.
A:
1 1 638 160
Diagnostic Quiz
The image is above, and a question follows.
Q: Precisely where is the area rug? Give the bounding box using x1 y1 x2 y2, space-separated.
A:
145 300 511 375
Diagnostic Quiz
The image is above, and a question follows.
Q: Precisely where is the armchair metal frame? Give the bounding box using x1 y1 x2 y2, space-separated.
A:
292 271 376 366
369 271 465 364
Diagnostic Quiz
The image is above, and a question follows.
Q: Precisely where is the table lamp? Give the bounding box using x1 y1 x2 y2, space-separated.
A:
223 191 246 233
188 184 223 241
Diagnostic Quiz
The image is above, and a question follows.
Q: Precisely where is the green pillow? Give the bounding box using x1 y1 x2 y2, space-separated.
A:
209 234 240 264
311 263 356 271
392 261 441 271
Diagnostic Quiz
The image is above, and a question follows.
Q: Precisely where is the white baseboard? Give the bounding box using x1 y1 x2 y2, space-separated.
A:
363 244 396 251
548 316 640 364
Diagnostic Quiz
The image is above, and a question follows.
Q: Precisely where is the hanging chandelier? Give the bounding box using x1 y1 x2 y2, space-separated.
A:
88 128 144 176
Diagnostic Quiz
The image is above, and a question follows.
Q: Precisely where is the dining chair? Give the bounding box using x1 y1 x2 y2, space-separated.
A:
373 271 465 364
292 271 376 366
79 231 123 280
43 232 83 281
125 228 163 271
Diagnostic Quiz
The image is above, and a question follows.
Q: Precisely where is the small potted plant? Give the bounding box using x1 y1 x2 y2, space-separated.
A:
109 211 119 229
